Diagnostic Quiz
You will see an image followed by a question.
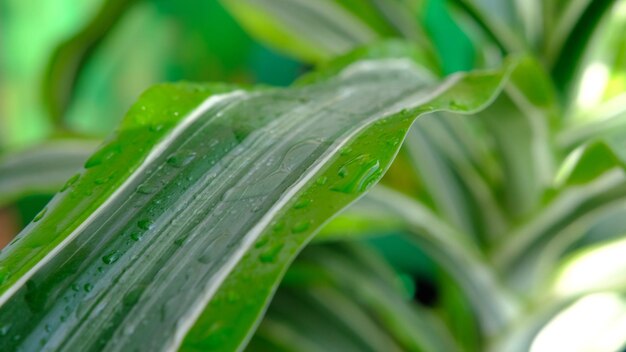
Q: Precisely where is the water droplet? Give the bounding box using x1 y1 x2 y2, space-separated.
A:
197 252 212 263
0 323 11 336
254 237 269 249
338 166 348 178
44 324 52 333
291 221 311 234
136 182 158 194
130 232 144 242
386 137 401 147
84 283 93 292
33 208 47 222
85 143 122 168
166 150 196 167
272 221 285 232
0 266 10 285
293 199 311 209
340 147 352 156
149 124 164 132
137 219 154 230
332 157 381 194
71 284 80 292
60 173 80 192
316 176 328 185
102 251 121 264
449 101 467 110
94 176 110 185
259 244 283 263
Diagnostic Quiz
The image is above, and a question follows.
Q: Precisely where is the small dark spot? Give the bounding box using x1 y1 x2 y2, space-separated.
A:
413 276 438 307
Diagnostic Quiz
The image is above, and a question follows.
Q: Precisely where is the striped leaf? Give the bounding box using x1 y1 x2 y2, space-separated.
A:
0 141 97 207
219 0 435 65
0 52 509 351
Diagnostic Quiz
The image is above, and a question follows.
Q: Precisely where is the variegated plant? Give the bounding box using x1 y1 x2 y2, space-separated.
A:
1 0 625 351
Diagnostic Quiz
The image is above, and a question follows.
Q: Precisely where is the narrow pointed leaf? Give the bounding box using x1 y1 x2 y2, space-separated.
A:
0 140 98 207
220 0 435 65
0 54 509 351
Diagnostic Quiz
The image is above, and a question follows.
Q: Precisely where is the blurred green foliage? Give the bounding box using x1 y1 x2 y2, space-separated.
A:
0 0 301 148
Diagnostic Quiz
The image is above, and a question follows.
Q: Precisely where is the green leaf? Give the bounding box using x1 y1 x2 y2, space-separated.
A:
559 138 626 186
0 140 98 207
549 0 617 94
448 0 528 54
357 186 519 336
220 0 436 65
493 137 626 295
552 235 626 296
556 0 626 145
476 56 558 219
42 0 137 128
255 242 460 352
0 52 510 351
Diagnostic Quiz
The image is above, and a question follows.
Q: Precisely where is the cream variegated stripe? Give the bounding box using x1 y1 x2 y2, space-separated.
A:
0 91 247 308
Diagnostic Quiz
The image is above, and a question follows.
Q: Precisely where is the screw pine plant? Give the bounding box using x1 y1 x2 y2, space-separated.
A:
0 0 625 351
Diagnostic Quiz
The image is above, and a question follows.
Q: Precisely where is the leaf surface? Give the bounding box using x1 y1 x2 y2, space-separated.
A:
0 53 508 351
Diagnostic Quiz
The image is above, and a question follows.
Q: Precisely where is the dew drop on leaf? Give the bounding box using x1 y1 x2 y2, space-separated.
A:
449 101 467 110
340 147 352 156
129 232 144 242
33 208 47 222
293 198 311 209
136 182 158 195
166 150 196 167
272 221 285 232
259 244 283 263
84 283 93 292
137 219 154 230
0 323 11 336
254 237 269 249
332 157 381 194
0 266 10 285
60 173 80 192
102 251 121 264
84 143 122 168
94 176 110 185
291 221 311 234
338 166 348 178
149 124 164 132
